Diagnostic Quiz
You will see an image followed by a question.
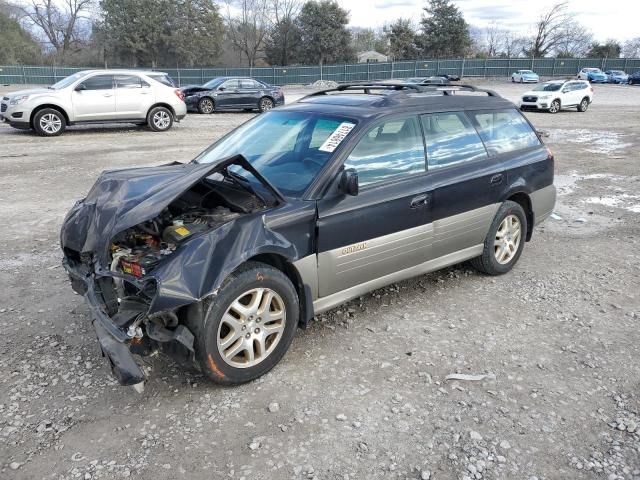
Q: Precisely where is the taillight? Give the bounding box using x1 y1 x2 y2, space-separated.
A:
175 89 185 101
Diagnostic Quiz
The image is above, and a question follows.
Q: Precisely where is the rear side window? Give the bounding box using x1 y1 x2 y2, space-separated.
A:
81 75 113 90
148 74 175 87
421 112 487 169
115 75 142 88
344 116 425 186
241 79 259 88
470 109 540 155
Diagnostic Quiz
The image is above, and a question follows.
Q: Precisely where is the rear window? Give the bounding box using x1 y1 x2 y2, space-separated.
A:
148 74 176 87
469 109 540 155
421 112 487 169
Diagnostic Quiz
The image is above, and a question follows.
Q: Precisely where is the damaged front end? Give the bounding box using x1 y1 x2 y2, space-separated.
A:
61 156 290 389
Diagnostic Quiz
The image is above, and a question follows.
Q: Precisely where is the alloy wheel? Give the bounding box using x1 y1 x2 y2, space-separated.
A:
494 214 522 265
549 100 560 113
39 113 62 134
260 98 274 111
153 110 171 130
217 288 286 368
200 98 214 114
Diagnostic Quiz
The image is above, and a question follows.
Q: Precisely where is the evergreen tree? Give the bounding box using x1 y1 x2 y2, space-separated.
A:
419 0 471 58
297 0 353 65
386 19 419 60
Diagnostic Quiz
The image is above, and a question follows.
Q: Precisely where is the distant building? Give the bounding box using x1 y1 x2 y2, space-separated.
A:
357 51 388 63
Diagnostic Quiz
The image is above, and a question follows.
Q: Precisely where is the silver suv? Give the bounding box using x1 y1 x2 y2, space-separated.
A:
0 70 187 136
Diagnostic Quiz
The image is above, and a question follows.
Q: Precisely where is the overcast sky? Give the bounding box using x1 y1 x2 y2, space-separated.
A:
336 0 638 42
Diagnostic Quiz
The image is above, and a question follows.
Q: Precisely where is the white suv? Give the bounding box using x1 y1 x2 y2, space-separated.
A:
0 70 187 136
519 79 593 113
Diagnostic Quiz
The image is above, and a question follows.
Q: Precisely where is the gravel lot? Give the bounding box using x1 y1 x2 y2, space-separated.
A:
1 81 639 480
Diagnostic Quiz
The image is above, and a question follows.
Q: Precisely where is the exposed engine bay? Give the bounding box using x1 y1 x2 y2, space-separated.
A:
109 175 267 281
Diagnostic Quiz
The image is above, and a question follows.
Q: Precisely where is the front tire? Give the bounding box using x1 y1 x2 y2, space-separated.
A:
193 262 299 385
197 97 214 114
548 99 561 113
147 106 173 132
577 97 590 112
471 201 527 275
33 108 66 136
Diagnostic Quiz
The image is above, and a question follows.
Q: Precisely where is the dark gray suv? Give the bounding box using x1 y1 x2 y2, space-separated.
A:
61 83 556 390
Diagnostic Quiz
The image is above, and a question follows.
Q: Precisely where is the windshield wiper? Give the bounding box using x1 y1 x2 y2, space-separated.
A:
222 168 268 206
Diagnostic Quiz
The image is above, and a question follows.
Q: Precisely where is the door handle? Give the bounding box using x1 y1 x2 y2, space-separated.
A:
410 193 430 208
490 174 504 186
103 93 113 97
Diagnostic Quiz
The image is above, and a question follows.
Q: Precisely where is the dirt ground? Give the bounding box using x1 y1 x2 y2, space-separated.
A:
1 81 639 480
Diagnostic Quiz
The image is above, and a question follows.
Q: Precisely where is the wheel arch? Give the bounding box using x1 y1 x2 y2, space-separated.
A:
30 103 70 127
505 191 534 241
147 102 176 118
259 94 275 104
246 252 314 328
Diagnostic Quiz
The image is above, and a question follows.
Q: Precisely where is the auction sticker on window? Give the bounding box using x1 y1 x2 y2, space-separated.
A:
319 122 356 153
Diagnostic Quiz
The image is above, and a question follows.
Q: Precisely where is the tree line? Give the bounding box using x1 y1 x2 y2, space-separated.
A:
1 0 639 68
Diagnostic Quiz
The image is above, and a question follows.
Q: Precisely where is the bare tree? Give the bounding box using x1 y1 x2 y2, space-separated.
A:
622 37 640 58
225 0 271 68
501 31 527 57
19 0 93 59
528 1 569 57
553 20 593 57
484 23 505 57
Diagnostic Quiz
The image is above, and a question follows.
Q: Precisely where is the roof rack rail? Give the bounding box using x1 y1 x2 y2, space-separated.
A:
422 84 500 97
302 82 422 99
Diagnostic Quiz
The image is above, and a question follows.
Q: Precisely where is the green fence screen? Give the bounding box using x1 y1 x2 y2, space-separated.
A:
1 58 639 86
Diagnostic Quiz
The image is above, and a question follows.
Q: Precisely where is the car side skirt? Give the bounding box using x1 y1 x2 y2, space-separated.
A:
312 244 483 315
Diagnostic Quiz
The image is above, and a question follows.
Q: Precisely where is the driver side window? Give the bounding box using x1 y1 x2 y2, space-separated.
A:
344 116 426 187
80 75 114 90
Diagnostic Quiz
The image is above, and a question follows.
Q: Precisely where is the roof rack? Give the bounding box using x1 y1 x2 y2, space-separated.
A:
302 82 422 99
422 84 500 97
302 82 501 100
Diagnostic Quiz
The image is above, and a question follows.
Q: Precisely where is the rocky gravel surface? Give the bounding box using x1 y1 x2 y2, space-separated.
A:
0 82 639 479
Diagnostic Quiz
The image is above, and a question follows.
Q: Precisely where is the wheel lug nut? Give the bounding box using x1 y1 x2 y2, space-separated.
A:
256 317 261 323
242 325 246 330
245 333 251 339
255 328 260 334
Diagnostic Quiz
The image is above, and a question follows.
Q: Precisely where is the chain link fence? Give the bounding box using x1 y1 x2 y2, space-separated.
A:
1 58 639 86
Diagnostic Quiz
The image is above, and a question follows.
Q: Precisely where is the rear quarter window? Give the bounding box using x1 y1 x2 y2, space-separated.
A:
470 109 540 155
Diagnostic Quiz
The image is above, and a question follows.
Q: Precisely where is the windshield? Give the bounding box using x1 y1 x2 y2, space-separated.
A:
611 70 624 75
203 78 225 89
533 83 562 91
50 71 89 89
520 70 534 74
194 111 357 196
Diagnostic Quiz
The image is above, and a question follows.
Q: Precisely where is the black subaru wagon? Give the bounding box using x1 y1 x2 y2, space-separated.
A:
61 83 556 390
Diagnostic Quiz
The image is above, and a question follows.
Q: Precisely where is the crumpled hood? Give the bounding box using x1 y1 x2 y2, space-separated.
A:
60 156 280 263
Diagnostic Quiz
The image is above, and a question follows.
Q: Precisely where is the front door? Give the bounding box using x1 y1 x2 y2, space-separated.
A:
216 79 242 109
114 74 150 118
72 74 116 121
316 115 433 297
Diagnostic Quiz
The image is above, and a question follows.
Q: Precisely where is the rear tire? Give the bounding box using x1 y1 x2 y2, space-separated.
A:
258 97 274 113
577 97 590 112
197 97 214 114
33 108 66 136
471 201 527 276
192 262 299 385
147 106 173 132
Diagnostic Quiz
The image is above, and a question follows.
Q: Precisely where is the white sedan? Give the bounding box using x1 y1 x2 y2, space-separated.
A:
511 70 539 83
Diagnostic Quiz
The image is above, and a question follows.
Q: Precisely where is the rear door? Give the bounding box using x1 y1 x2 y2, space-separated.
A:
420 110 503 259
316 115 433 297
72 74 116 121
114 74 150 119
239 79 261 107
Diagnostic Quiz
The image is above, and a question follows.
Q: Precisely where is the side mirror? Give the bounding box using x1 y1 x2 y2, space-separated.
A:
218 87 225 92
340 168 359 196
75 83 86 91
562 88 569 93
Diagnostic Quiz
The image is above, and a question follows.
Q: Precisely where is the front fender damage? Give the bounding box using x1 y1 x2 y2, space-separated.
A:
61 155 298 388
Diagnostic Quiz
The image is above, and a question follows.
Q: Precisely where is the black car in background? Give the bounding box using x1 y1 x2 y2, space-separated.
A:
181 77 285 114
629 71 640 85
